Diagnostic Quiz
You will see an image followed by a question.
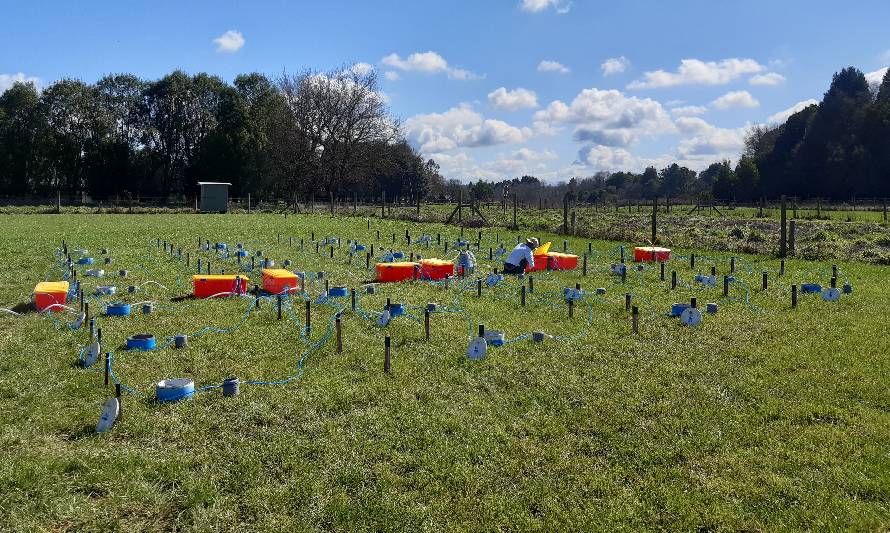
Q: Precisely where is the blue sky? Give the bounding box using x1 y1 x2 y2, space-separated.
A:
2 0 889 182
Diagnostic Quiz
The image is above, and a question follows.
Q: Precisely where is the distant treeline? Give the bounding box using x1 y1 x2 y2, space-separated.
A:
1 66 889 204
465 67 890 205
0 66 445 201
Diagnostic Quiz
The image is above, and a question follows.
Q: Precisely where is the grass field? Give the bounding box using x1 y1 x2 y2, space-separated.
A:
1 213 889 531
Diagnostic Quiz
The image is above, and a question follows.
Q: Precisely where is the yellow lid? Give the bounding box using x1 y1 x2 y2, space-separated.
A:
192 274 250 282
534 241 552 255
35 281 69 293
420 258 451 266
547 252 577 258
378 262 419 268
262 268 297 279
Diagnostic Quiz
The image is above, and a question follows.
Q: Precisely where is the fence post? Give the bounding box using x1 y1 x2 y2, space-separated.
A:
779 195 787 257
512 194 517 229
563 194 569 234
789 220 796 254
651 196 658 244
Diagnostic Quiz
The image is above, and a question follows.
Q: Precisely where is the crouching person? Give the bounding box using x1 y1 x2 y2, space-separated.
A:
503 238 539 275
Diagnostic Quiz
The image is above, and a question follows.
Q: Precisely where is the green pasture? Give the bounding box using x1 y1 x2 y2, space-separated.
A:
0 213 888 531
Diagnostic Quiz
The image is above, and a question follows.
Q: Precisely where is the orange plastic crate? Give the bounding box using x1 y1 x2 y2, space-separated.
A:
526 254 550 272
376 262 419 282
262 269 300 295
547 252 579 270
34 281 69 312
419 259 453 280
633 246 671 262
192 275 249 298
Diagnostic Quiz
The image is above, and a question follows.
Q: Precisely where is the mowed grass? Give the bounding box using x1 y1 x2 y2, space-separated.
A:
0 213 888 531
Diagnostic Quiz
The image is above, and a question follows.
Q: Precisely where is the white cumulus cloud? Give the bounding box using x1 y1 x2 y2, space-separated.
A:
628 58 764 89
405 104 535 153
534 88 675 147
675 117 747 159
866 67 888 88
381 51 481 80
0 72 42 94
537 60 570 74
711 90 760 110
767 99 819 124
578 145 636 170
488 87 538 111
213 30 245 53
520 0 572 14
749 72 786 86
670 105 708 117
487 148 559 174
601 56 630 76
384 71 400 81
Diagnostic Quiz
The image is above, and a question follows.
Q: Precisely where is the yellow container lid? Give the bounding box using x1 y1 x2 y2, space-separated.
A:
192 274 250 282
262 268 297 279
547 252 577 258
35 281 69 293
378 262 419 268
420 258 451 266
534 241 552 255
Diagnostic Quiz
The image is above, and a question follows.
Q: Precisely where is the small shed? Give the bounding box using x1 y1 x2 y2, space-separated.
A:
198 182 231 213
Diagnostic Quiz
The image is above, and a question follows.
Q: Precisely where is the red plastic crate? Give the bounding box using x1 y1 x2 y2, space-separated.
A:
634 246 671 262
34 281 69 312
547 252 579 270
419 259 453 280
262 269 300 295
376 262 419 282
192 275 249 298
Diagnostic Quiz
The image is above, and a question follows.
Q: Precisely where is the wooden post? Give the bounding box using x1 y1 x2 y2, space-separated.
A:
660 262 665 281
305 300 311 331
104 352 110 387
528 276 534 293
336 317 342 353
651 197 658 244
568 297 574 318
351 288 356 311
424 310 430 340
384 336 391 373
625 293 631 312
582 254 587 276
779 195 787 257
730 256 735 273
632 306 639 335
762 271 768 290
277 295 282 320
723 275 729 297
521 285 526 306
791 284 798 308
789 220 796 254
671 271 677 289
563 194 569 234
690 253 695 269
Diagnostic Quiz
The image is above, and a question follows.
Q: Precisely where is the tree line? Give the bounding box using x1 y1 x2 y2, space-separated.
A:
0 66 444 201
2 65 889 205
